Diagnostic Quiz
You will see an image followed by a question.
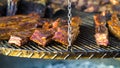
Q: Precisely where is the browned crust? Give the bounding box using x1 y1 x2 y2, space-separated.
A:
108 13 120 39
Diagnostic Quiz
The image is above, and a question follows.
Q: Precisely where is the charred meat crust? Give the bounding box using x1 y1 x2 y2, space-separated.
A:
94 14 109 46
47 0 120 14
30 29 54 47
8 29 34 46
0 13 41 40
8 35 28 46
52 26 68 45
0 12 81 46
30 16 81 46
52 16 82 46
0 13 53 46
108 13 120 39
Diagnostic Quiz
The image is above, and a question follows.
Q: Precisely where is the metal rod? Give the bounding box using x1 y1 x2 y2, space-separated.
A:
67 0 72 51
7 0 18 16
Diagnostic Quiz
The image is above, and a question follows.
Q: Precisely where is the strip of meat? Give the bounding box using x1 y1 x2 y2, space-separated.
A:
71 16 82 41
94 14 109 46
0 27 17 40
0 12 81 47
8 29 35 46
52 26 68 45
30 29 54 47
47 0 120 13
52 17 82 46
0 13 40 27
8 35 27 46
108 13 120 39
0 13 43 40
30 16 81 46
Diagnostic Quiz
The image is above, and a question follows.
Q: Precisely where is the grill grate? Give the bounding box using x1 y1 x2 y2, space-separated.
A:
0 11 120 59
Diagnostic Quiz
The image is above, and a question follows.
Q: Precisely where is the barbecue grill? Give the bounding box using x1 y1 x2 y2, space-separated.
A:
0 8 120 60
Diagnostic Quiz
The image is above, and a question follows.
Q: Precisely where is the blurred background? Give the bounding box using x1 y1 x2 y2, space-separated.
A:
0 55 120 68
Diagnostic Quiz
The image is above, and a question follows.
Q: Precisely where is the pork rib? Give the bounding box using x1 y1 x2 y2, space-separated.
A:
30 16 82 46
52 16 82 46
0 13 41 40
30 29 54 47
108 13 120 39
8 29 35 46
94 14 109 46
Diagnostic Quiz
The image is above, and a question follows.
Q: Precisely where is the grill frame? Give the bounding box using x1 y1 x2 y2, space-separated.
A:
0 11 120 59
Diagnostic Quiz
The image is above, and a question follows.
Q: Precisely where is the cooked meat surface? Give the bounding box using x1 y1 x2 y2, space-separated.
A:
0 13 41 40
48 0 120 13
0 13 40 27
0 27 16 39
53 26 68 45
94 14 109 46
8 29 35 46
30 29 54 47
0 10 81 47
29 16 82 46
52 17 82 46
108 13 120 39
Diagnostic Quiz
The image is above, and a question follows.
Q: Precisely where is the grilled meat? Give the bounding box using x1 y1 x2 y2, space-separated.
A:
53 26 68 45
8 35 27 46
94 14 109 46
0 13 40 27
30 29 54 47
0 13 56 46
48 0 120 13
0 27 17 40
30 16 81 46
0 12 57 46
0 13 41 40
71 16 82 41
0 9 81 47
108 13 120 39
52 17 82 46
8 29 34 46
